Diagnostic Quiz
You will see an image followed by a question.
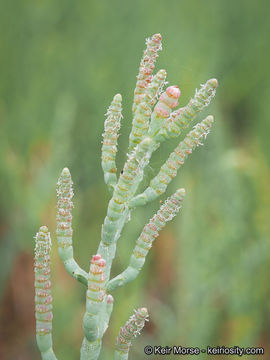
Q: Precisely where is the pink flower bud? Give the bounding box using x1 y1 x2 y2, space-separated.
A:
166 86 181 99
92 254 102 262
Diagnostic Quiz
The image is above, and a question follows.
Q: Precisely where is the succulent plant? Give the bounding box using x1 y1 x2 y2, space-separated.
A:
34 33 218 359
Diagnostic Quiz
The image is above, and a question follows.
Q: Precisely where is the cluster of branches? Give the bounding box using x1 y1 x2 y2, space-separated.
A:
34 33 218 360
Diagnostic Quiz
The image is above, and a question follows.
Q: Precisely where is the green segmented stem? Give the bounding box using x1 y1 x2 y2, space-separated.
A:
99 137 158 280
129 69 167 151
33 32 218 360
129 115 214 208
34 226 58 360
56 168 88 286
81 254 108 360
132 33 162 114
102 138 154 243
114 308 149 360
128 101 152 151
107 189 185 291
102 94 122 193
145 68 167 108
148 85 181 137
156 78 218 142
103 294 114 334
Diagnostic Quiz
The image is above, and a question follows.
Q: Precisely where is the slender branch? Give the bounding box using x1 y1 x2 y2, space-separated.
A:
156 78 218 142
128 101 152 151
114 308 149 360
103 294 114 335
102 94 122 193
34 226 58 360
129 115 214 208
148 85 181 137
107 189 185 292
56 168 88 286
129 69 167 150
81 255 107 360
132 33 162 115
99 136 159 281
145 69 167 108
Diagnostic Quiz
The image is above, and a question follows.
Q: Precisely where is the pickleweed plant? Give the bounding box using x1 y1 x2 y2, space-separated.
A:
34 33 218 360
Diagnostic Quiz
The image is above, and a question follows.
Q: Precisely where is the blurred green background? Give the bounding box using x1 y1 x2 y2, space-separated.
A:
0 0 269 359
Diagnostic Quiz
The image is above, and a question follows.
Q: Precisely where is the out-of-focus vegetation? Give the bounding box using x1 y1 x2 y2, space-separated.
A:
0 1 269 359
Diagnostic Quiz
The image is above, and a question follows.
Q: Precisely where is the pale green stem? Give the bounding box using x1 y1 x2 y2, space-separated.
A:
156 78 218 142
132 33 162 115
129 115 214 208
107 189 185 291
99 137 158 281
102 94 122 193
128 69 167 150
80 255 107 360
114 308 149 360
56 167 88 286
34 226 58 360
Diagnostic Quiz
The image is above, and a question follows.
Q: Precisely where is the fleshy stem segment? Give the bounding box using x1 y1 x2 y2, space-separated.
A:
34 226 58 360
128 69 167 151
107 189 185 292
129 115 214 208
132 33 162 114
128 33 162 153
102 94 122 193
156 78 218 142
114 308 149 360
56 168 88 286
98 136 158 281
148 85 181 137
81 254 108 360
33 32 218 360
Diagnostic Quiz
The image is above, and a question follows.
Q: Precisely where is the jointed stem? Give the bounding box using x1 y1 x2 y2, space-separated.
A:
56 168 88 286
34 226 58 360
34 32 218 360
